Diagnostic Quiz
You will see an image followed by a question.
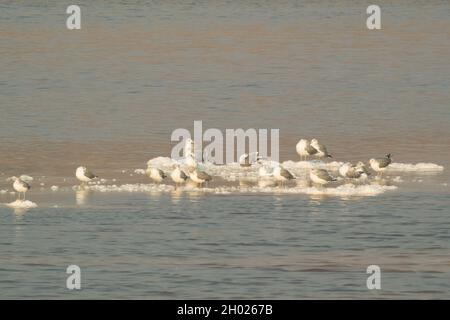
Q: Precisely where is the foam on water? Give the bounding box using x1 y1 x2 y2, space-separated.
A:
5 200 38 209
82 181 397 197
387 162 444 172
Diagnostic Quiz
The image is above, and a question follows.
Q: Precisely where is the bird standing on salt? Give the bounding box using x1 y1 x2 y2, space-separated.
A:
310 139 332 159
13 177 31 201
171 164 188 188
76 166 98 187
146 167 167 183
369 154 392 177
273 166 295 187
296 139 318 161
239 152 261 167
188 167 212 187
339 163 366 179
310 168 337 187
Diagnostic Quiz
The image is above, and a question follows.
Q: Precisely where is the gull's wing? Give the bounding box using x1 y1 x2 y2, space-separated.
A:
197 171 212 181
85 170 98 179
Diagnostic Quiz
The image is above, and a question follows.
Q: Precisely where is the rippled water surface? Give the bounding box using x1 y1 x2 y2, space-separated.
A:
0 1 449 299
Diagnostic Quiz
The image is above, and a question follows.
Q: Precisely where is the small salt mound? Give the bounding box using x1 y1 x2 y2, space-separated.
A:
134 169 146 175
0 189 8 194
51 185 59 191
79 182 396 197
6 200 37 209
87 183 175 193
387 162 444 172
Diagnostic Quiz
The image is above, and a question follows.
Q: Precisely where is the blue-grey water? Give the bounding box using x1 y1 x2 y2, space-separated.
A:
1 1 450 299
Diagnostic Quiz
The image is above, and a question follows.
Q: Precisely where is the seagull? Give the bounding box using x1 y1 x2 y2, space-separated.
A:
273 166 295 187
146 167 167 183
310 139 332 159
369 154 392 177
185 138 205 163
76 166 98 186
339 162 365 179
239 153 252 167
171 164 188 188
185 138 195 157
185 153 198 171
309 168 337 187
296 139 318 161
13 177 31 201
339 162 353 178
345 167 365 179
239 152 261 167
188 168 212 187
355 161 371 177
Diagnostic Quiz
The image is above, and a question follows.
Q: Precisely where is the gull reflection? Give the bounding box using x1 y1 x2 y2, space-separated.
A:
76 189 91 205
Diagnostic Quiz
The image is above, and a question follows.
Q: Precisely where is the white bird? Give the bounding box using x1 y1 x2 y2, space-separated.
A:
239 153 252 167
185 138 195 157
339 162 352 178
273 166 295 186
296 139 318 161
239 152 261 167
188 168 212 186
310 139 332 159
171 164 188 187
355 161 371 178
76 166 98 186
13 177 31 201
310 168 337 186
185 153 198 171
146 167 167 183
370 154 392 177
339 162 365 179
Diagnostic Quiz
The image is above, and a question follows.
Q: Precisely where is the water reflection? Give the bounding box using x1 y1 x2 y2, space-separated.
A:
258 179 276 188
76 189 91 206
170 188 183 203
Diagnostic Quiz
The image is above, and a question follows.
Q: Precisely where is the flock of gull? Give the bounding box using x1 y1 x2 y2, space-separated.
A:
10 138 393 201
